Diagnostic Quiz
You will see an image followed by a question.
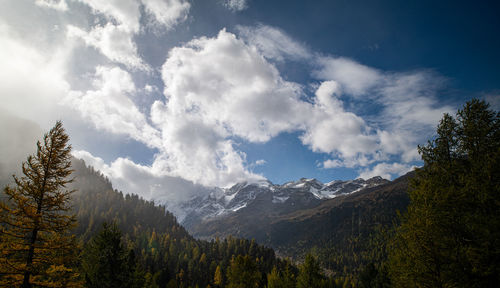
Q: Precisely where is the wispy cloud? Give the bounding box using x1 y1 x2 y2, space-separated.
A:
68 0 190 69
237 24 311 62
67 24 149 70
35 0 68 11
314 55 452 170
358 162 415 180
223 0 248 12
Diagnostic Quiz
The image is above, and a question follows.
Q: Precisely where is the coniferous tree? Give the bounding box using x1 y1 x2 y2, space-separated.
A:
226 255 261 288
82 222 140 287
213 265 223 287
359 263 390 288
296 254 323 288
389 99 500 287
267 263 296 288
266 267 281 288
0 121 80 287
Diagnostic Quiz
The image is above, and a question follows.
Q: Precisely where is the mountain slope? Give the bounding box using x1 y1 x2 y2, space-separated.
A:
70 158 190 242
68 158 282 287
181 177 388 231
187 172 413 272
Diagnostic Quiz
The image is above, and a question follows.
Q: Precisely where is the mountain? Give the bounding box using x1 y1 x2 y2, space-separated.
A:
179 176 388 229
184 172 413 273
180 176 389 233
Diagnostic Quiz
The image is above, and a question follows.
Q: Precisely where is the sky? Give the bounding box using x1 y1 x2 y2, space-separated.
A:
1 0 499 204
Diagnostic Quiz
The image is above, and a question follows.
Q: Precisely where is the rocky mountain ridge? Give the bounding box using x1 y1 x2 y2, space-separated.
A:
177 176 388 227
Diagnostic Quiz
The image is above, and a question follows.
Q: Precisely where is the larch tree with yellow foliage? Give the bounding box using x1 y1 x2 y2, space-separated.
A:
0 121 80 287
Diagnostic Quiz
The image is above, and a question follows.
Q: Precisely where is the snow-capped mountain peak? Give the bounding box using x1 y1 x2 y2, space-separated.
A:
176 176 389 226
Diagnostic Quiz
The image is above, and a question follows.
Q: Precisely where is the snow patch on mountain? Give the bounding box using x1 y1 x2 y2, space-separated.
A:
173 176 388 225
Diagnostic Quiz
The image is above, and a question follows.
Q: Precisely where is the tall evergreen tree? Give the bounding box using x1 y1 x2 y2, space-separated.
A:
213 265 223 287
0 121 80 287
82 222 140 287
267 263 295 288
226 255 261 288
389 99 500 287
296 254 323 288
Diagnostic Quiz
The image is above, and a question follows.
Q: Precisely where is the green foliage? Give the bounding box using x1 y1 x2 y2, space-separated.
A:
266 260 295 288
389 99 500 287
0 121 80 287
297 254 323 288
359 263 390 288
82 222 143 287
226 255 261 288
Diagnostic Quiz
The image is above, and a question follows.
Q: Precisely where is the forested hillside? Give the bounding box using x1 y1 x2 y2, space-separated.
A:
71 158 189 242
190 170 412 280
272 172 412 276
69 158 281 287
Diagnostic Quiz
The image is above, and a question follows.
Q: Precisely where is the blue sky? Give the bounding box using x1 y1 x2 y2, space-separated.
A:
1 0 499 203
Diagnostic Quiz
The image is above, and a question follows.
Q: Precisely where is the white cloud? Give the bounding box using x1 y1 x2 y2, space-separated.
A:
142 0 190 30
358 162 415 180
153 28 311 186
70 0 190 69
224 0 248 12
63 66 162 148
302 81 379 166
76 0 141 33
161 29 309 143
378 72 451 125
72 149 211 221
77 0 191 32
314 56 452 165
67 24 148 70
35 0 68 11
322 159 342 169
0 22 72 126
144 84 159 93
314 56 382 96
255 159 266 166
377 130 418 162
238 24 310 61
